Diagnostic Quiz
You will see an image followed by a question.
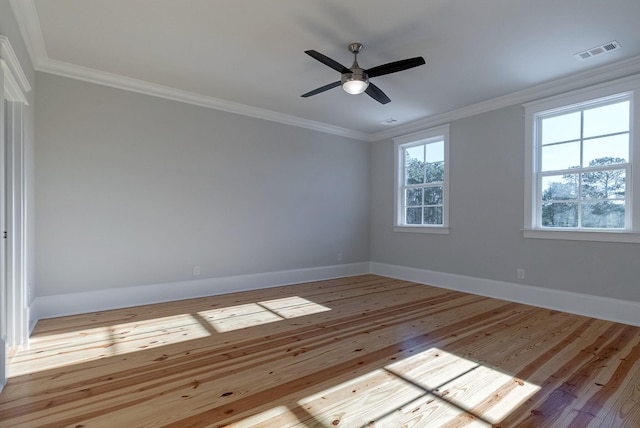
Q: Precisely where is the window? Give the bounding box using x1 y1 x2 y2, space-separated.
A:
394 124 450 233
524 75 640 242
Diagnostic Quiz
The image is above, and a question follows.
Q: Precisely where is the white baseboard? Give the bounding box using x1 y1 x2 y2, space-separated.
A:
30 262 371 321
28 261 640 328
371 262 640 327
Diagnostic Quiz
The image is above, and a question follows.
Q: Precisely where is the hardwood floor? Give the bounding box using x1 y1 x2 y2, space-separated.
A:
1 274 639 427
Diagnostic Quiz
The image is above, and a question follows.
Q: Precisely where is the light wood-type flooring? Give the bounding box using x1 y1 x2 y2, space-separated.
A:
1 274 639 427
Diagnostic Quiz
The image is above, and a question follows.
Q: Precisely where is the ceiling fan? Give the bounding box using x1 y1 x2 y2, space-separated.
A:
301 43 425 104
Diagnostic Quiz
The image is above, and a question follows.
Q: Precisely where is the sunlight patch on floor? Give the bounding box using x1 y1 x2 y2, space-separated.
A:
386 348 539 425
11 296 330 377
301 348 539 427
232 348 539 427
10 313 210 377
260 296 332 319
225 405 303 427
198 296 331 333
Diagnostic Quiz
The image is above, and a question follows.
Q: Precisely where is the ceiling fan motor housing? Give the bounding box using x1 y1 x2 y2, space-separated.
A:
341 68 369 86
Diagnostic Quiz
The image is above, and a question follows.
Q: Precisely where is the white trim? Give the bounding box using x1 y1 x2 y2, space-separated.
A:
522 74 640 111
38 58 370 141
0 34 31 392
0 35 31 94
0 60 26 104
372 56 640 142
370 262 640 327
523 74 640 240
393 125 450 146
26 261 640 335
8 1 369 141
10 0 640 143
0 66 6 394
0 338 5 393
0 36 31 105
522 229 640 243
30 262 371 321
394 124 450 230
4 101 29 346
38 54 640 143
393 226 450 234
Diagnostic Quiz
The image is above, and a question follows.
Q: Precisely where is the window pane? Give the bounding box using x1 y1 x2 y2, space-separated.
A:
582 201 625 228
424 186 443 205
583 134 628 166
425 140 444 163
406 188 422 206
541 141 580 171
541 111 581 145
423 207 443 225
405 145 424 162
541 202 578 227
405 159 424 184
541 174 578 201
425 161 444 183
406 207 422 224
583 101 629 138
582 169 625 200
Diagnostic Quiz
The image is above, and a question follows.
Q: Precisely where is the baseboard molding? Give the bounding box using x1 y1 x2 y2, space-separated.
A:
371 262 640 327
30 262 371 321
28 261 640 328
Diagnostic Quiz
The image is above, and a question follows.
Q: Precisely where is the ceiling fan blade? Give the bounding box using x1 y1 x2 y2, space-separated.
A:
366 57 425 78
305 50 351 74
301 81 341 98
365 82 391 104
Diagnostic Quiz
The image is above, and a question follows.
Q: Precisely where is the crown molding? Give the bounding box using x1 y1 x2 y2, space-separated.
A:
38 57 370 141
9 0 640 143
370 55 640 141
8 0 369 141
0 35 32 93
0 35 31 104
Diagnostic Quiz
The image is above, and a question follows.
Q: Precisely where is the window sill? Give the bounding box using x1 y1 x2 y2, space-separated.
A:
394 226 450 234
523 229 640 243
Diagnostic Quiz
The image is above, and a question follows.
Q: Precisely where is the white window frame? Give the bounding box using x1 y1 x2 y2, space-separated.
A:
524 74 640 243
394 124 450 234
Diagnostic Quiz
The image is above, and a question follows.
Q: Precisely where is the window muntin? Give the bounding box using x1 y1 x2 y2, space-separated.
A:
394 125 449 231
534 96 630 230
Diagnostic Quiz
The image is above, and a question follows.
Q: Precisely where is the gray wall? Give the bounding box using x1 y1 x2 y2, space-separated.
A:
26 22 640 305
35 73 370 296
371 105 640 303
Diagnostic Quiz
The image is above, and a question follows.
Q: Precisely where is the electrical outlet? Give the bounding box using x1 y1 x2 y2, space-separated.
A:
193 265 201 276
337 253 343 261
517 268 525 279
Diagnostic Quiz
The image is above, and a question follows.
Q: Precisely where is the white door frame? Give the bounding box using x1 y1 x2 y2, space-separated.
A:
5 100 28 347
0 35 31 392
0 61 7 391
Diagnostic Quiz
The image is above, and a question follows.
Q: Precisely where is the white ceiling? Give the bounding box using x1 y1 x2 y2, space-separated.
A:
10 0 640 139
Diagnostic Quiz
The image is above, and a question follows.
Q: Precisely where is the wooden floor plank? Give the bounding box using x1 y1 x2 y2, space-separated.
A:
1 274 639 427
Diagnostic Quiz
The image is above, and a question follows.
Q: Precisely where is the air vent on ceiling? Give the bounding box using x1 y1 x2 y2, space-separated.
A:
380 118 399 125
574 40 621 60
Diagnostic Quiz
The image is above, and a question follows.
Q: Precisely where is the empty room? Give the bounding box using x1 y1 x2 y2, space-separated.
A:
1 1 640 427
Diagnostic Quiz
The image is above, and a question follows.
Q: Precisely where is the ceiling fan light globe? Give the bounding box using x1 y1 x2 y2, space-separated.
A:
342 79 369 95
